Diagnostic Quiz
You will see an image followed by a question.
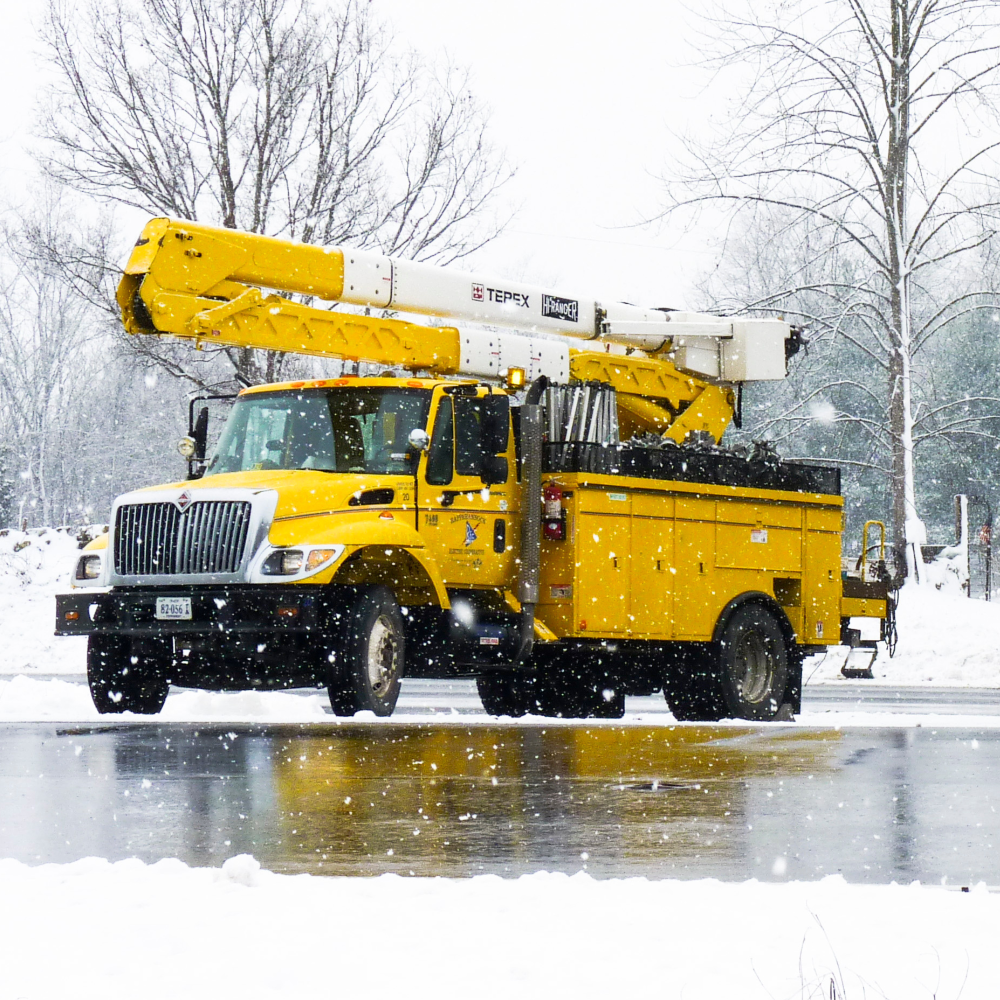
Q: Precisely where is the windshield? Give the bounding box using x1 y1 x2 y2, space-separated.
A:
205 387 431 477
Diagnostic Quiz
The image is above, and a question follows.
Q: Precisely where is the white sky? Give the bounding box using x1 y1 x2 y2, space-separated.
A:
0 0 719 308
374 0 713 305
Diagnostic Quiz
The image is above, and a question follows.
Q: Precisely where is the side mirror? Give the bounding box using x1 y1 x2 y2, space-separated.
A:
182 406 210 480
408 428 431 452
482 454 507 486
480 396 509 455
192 406 209 458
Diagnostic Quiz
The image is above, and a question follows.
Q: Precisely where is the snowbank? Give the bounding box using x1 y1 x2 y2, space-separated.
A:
0 527 89 675
0 856 992 999
0 674 334 722
808 582 1000 687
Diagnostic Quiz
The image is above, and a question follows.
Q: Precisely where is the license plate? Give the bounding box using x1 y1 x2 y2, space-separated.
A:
156 596 192 621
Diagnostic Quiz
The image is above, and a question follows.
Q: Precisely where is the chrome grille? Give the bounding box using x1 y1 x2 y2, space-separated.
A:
114 501 252 576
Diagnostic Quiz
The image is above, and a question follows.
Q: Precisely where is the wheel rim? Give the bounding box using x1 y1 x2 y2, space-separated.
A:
366 615 399 696
732 629 773 703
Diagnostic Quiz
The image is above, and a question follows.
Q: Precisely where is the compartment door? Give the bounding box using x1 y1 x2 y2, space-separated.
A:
630 494 673 638
576 490 631 634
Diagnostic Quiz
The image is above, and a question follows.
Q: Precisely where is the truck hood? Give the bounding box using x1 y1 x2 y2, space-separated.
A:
131 469 411 519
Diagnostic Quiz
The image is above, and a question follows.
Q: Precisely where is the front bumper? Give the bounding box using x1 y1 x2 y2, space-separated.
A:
55 585 332 637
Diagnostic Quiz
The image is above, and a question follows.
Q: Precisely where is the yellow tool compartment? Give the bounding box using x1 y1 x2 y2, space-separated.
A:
535 473 845 645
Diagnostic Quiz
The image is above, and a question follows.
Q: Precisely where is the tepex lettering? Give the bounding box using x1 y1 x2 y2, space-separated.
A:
486 287 530 308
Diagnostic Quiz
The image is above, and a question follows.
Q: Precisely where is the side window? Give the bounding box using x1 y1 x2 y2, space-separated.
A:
426 397 454 486
454 396 484 476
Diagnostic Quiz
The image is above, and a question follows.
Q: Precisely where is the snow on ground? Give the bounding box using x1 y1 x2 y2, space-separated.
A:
3 672 1000 727
807 582 1000 687
0 855 993 999
0 527 88 675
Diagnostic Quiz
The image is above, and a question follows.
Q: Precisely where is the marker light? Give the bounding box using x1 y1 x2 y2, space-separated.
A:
505 367 526 390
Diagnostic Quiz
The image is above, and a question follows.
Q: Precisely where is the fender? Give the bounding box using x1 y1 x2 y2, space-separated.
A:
711 590 797 648
268 517 450 607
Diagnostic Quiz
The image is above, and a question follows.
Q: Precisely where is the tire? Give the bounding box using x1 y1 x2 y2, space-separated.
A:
662 644 727 722
477 672 536 717
662 606 790 722
87 635 170 715
327 586 405 717
535 658 625 720
716 604 789 720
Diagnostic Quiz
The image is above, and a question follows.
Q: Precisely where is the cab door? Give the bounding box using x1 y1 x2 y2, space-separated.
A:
417 387 517 588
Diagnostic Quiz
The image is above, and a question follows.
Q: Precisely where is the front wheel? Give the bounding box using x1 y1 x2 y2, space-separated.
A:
327 587 405 717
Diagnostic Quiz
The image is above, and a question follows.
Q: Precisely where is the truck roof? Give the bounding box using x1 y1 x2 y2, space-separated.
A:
238 375 474 396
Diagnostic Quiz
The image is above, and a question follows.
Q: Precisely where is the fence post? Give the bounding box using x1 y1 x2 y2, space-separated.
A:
985 512 993 602
956 494 970 597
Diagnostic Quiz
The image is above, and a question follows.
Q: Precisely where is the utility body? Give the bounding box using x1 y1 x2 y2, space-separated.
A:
56 219 891 719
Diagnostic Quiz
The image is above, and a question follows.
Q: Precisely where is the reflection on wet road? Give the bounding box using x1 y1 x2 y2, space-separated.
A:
0 721 996 884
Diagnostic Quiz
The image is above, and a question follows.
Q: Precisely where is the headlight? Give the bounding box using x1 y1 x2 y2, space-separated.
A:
76 554 103 581
258 546 344 578
261 549 305 575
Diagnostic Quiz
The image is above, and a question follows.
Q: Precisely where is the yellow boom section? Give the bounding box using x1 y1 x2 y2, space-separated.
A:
117 217 734 440
117 217 462 373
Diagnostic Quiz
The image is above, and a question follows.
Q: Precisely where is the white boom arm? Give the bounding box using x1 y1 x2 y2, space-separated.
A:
341 250 790 381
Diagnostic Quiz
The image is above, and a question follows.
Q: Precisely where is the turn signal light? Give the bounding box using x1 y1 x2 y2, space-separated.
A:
304 548 340 572
276 606 299 619
64 611 80 621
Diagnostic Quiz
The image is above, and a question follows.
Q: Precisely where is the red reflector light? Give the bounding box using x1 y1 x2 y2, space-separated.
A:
276 607 299 618
64 611 80 621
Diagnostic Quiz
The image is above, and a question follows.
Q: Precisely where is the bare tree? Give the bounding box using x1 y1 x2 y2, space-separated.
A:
659 0 1000 575
39 0 512 385
0 197 105 526
0 196 201 526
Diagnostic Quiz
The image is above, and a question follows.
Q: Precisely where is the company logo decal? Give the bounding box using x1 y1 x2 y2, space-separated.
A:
175 491 194 513
473 285 530 308
542 294 579 323
464 521 479 547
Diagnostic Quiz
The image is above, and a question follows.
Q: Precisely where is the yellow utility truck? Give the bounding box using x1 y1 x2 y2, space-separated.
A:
55 219 891 720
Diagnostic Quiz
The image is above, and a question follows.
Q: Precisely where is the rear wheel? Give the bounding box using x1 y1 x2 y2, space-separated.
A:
327 587 405 717
718 604 789 720
477 672 536 717
662 605 790 722
535 658 626 720
87 635 170 715
662 645 726 722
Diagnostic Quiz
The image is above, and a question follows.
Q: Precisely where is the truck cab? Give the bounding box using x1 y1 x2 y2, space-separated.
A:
57 376 523 716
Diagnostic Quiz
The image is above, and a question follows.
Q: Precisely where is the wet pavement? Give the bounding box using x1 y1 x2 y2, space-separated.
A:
0 719 997 883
